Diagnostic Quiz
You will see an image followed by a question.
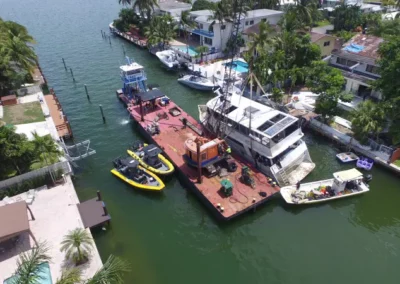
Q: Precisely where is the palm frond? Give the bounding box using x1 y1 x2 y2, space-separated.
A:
55 268 82 284
85 255 130 284
10 241 51 284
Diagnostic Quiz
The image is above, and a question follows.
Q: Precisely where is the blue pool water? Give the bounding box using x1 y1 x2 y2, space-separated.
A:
4 262 53 284
224 60 249 73
172 45 198 56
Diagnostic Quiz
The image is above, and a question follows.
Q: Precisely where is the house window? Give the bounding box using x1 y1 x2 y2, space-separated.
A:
249 20 254 25
336 57 357 67
323 41 330 46
245 21 249 26
221 24 226 30
366 64 380 74
262 18 267 22
204 37 212 45
199 23 203 29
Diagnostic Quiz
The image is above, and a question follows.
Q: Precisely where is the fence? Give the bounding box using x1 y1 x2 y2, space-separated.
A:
0 161 72 190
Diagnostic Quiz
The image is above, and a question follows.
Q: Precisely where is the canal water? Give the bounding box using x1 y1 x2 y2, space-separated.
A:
2 0 400 283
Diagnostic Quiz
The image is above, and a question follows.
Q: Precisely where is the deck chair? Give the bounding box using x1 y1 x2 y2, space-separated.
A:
25 189 36 204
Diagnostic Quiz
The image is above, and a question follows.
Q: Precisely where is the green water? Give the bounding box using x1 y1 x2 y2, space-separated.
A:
2 0 400 283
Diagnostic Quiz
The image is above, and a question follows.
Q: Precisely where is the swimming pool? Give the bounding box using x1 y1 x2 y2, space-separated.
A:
172 45 198 57
224 60 249 73
4 262 53 284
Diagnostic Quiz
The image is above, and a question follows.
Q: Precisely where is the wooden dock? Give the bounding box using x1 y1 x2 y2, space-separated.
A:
109 24 147 48
125 92 280 221
77 191 111 229
44 89 73 139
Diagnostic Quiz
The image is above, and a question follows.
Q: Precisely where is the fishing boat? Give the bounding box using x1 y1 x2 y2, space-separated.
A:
177 74 217 91
336 152 359 163
111 156 165 191
155 50 180 70
356 156 374 170
280 168 371 204
127 142 174 175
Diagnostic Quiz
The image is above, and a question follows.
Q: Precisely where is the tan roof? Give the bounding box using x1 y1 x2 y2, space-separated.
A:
0 201 30 242
342 34 383 60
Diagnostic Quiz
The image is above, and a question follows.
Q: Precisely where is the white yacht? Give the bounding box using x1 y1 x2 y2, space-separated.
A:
177 74 217 91
199 90 315 186
155 50 180 70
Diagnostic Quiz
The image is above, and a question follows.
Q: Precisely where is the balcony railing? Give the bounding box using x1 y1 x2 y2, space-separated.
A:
192 29 214 38
121 72 147 83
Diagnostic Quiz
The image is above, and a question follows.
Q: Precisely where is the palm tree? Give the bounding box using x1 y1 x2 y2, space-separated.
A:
257 0 280 9
179 11 196 54
60 228 94 265
145 15 177 50
208 0 232 51
196 45 209 62
9 242 51 284
351 100 386 143
290 0 318 30
31 132 61 184
244 21 275 71
56 256 130 284
1 20 37 72
117 0 158 21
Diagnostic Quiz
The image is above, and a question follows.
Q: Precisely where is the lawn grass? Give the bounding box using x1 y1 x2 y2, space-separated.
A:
315 20 331 27
394 160 400 167
3 102 45 125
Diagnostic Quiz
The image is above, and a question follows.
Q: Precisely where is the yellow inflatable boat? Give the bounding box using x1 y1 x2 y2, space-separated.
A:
127 143 174 175
111 156 165 191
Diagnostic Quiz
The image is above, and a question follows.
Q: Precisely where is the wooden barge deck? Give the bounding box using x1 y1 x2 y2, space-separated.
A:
124 91 280 221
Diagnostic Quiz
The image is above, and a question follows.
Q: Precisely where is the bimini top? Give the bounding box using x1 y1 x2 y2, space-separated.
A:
120 62 144 72
120 157 139 168
137 89 165 102
333 168 363 182
143 144 162 157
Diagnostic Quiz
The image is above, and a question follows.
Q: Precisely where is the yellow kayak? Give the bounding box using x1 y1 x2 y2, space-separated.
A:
111 157 165 191
127 144 174 175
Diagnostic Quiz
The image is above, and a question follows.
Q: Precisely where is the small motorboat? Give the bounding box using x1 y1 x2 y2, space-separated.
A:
111 156 165 191
127 142 174 175
280 168 371 205
177 74 217 91
336 152 359 163
356 156 374 170
155 50 180 70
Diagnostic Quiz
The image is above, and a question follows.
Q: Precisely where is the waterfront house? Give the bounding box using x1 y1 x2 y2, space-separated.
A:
310 32 340 58
329 33 384 110
154 0 192 20
184 9 283 53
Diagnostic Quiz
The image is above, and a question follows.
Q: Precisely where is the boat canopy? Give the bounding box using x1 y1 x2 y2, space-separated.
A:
333 168 363 182
137 89 165 102
120 157 140 168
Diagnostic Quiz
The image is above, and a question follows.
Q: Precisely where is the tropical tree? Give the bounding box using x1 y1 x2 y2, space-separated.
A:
257 0 280 9
114 8 140 32
244 20 276 70
208 0 233 50
332 4 362 31
145 15 177 50
117 0 159 21
306 61 348 120
368 18 400 38
179 11 196 54
60 228 94 265
271 87 284 103
351 100 386 143
9 242 51 284
56 256 130 284
288 0 319 30
196 45 209 62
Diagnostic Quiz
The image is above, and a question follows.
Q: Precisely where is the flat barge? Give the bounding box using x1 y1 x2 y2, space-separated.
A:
121 89 280 221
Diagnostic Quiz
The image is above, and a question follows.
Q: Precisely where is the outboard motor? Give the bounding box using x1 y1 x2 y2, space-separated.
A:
363 174 373 184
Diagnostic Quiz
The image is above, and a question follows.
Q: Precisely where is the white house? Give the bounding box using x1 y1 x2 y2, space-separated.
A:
185 9 284 52
329 33 383 109
155 0 192 20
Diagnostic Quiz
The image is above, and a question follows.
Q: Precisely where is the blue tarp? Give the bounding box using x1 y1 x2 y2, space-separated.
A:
344 43 365 53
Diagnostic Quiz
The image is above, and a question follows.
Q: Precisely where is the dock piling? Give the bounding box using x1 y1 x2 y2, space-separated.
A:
62 58 67 70
70 68 75 82
122 44 126 56
99 104 106 124
97 190 102 201
109 36 112 45
101 30 104 38
84 84 90 102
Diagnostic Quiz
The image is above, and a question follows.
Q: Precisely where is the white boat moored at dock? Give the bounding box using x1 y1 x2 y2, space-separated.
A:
280 168 370 204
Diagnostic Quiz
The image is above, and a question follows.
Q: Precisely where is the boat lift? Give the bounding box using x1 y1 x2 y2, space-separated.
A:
59 138 96 167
